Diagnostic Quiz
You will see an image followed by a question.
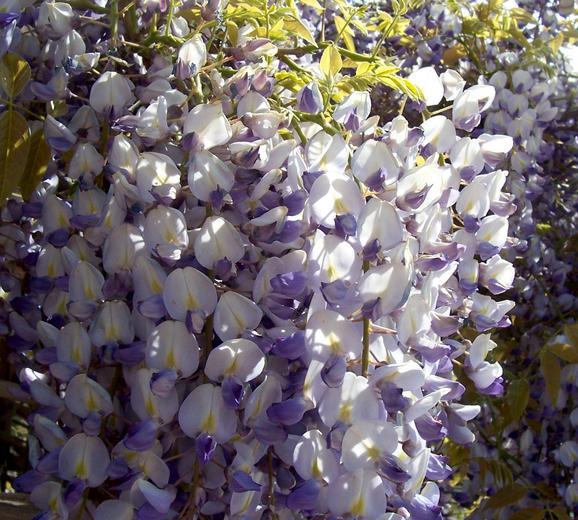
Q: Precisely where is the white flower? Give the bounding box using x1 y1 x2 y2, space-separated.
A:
89 72 134 116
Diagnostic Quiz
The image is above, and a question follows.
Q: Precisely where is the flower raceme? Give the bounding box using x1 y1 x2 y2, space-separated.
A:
0 4 518 518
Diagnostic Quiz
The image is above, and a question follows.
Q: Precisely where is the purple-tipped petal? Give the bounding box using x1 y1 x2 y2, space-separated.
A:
124 420 158 452
286 479 321 510
230 471 261 492
267 397 310 426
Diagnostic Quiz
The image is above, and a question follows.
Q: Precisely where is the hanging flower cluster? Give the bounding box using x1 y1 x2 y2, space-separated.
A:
346 0 578 515
0 0 523 518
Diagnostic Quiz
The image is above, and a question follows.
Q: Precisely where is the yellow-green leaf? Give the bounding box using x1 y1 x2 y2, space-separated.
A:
320 44 342 78
505 379 530 423
334 15 356 52
510 508 545 520
549 343 578 363
0 109 31 203
226 20 239 45
285 17 317 45
20 130 51 200
298 0 323 11
510 7 537 24
564 324 578 347
484 483 527 509
351 18 369 36
0 53 31 99
548 32 564 54
541 350 561 404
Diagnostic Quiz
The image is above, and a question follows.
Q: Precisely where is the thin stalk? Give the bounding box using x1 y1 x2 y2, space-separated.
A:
320 0 327 42
267 448 275 508
264 0 270 39
361 259 370 377
335 7 361 45
428 104 453 116
165 0 175 36
110 0 119 48
201 204 215 383
278 54 313 77
398 95 407 115
67 0 108 14
277 43 376 63
291 117 307 145
371 11 401 60
0 98 44 120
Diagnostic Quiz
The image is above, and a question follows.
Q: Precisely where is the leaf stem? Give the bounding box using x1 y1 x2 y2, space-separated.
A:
0 98 44 120
361 259 370 377
165 0 175 36
371 11 401 60
110 0 119 48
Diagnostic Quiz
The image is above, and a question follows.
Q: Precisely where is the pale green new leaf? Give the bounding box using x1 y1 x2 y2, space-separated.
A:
285 17 317 45
320 44 342 78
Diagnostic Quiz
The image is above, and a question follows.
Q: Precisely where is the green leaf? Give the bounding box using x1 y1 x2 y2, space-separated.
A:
541 350 561 404
334 15 356 52
320 44 342 78
536 223 552 235
549 343 578 363
20 130 51 200
0 53 31 99
0 109 31 203
298 0 323 11
564 324 578 347
484 483 527 509
284 17 317 45
548 33 564 54
510 508 545 520
505 379 530 423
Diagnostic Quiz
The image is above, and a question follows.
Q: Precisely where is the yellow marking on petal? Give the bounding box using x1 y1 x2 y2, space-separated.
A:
58 214 69 228
84 282 96 300
311 459 322 479
240 492 253 513
75 459 88 479
105 323 118 342
185 292 198 309
86 389 98 411
146 396 156 416
150 278 163 294
338 403 352 423
351 497 365 516
201 412 216 433
125 452 138 463
72 346 82 364
48 263 56 278
163 230 178 244
366 445 381 461
334 197 347 214
328 333 341 355
165 349 176 369
327 264 337 282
